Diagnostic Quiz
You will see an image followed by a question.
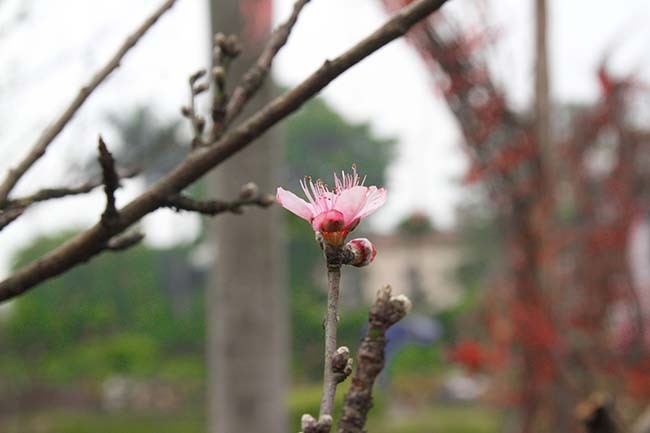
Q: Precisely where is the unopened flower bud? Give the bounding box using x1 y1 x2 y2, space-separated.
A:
213 32 227 46
195 116 206 133
192 82 210 95
345 238 376 267
314 209 345 233
189 69 207 85
300 414 317 432
212 66 226 87
259 194 276 207
391 294 412 314
239 182 259 199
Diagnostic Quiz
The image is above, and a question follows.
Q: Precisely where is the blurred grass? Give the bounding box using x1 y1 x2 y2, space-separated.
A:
2 385 500 433
366 405 500 433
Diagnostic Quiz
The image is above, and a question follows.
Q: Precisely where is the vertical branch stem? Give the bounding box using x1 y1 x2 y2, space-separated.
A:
320 263 341 419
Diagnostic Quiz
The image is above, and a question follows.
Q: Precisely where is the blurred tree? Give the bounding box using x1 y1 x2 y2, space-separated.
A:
105 107 186 184
285 97 394 188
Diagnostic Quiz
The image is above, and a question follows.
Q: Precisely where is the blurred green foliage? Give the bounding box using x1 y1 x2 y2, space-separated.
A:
285 97 394 188
1 233 205 387
389 345 445 376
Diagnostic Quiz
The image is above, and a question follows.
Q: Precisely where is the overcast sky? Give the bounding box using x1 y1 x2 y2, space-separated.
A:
1 0 650 276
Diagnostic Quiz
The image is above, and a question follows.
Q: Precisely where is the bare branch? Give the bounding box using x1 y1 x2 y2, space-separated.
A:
0 208 24 232
0 0 450 303
0 0 178 207
98 137 120 225
5 167 139 210
320 256 342 420
222 0 311 131
164 187 274 216
337 286 411 433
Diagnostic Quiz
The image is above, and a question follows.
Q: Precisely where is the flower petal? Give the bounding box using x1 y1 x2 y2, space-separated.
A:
333 185 368 227
355 186 387 220
276 187 314 221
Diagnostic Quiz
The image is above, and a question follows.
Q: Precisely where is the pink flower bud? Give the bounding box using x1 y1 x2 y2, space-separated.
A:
345 238 376 267
313 209 345 233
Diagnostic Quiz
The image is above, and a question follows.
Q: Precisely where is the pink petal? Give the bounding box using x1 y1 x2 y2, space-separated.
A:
356 186 387 220
276 187 314 221
333 186 368 227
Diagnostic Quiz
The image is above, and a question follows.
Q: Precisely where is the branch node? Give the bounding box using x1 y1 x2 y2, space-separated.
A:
301 414 333 433
98 136 120 226
332 346 353 384
239 182 259 199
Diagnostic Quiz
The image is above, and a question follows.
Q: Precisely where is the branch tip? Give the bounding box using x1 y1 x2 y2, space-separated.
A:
98 136 120 225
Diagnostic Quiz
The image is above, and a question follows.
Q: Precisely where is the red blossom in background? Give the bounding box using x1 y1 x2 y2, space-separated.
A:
448 340 491 373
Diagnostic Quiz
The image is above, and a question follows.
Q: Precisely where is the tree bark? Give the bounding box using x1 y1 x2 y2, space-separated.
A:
207 1 288 432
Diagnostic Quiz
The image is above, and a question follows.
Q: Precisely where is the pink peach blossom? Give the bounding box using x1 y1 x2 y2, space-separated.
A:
276 166 386 244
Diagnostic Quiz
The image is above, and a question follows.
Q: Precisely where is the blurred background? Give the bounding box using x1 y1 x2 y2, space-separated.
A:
2 0 650 432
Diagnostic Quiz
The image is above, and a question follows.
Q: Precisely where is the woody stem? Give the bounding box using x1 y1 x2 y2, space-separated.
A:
319 257 341 419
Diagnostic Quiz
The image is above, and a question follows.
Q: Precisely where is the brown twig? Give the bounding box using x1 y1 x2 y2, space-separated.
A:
221 0 311 132
0 0 450 303
182 69 209 148
0 167 139 233
5 167 139 210
98 137 120 225
320 257 342 420
337 286 411 433
164 185 274 216
0 0 178 207
0 208 25 232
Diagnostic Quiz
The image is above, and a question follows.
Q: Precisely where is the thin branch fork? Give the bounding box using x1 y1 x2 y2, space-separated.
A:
0 0 178 207
0 0 450 303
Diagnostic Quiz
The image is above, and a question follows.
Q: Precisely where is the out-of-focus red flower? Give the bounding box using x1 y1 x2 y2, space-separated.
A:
448 340 489 373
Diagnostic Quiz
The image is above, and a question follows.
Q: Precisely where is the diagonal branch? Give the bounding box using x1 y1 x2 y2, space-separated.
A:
0 208 25 232
0 0 178 207
221 0 311 132
0 0 450 303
